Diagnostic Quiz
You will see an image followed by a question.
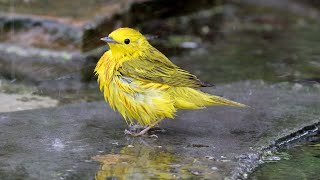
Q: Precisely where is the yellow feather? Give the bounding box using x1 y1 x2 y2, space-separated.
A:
94 27 247 126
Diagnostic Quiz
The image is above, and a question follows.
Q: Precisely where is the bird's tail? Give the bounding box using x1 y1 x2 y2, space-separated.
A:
207 94 247 107
169 87 247 109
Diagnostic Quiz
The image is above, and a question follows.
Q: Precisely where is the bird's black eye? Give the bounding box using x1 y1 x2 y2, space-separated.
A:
124 39 130 44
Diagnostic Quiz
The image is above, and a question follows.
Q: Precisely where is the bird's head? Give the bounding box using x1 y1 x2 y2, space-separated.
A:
101 28 150 58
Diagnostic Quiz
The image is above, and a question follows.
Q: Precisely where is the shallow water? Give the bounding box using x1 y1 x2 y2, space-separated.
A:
93 143 224 180
250 134 320 180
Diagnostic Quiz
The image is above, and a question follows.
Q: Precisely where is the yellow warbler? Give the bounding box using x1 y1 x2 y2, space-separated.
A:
95 27 246 136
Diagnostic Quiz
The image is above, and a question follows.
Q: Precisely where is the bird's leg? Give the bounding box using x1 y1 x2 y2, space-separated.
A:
126 124 145 133
131 126 153 136
125 120 163 137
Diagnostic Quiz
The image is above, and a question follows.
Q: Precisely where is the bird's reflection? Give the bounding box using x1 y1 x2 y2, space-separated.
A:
92 138 222 180
92 141 180 180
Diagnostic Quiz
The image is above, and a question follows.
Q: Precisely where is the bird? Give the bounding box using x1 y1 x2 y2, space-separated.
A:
94 27 247 136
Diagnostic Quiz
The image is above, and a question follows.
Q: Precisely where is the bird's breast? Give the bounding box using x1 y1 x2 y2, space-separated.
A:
107 75 170 103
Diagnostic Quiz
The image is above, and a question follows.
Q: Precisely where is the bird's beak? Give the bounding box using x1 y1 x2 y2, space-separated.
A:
100 36 118 44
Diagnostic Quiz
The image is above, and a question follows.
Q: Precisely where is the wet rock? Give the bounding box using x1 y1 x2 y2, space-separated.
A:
0 43 85 86
0 1 124 51
0 14 82 51
0 81 318 179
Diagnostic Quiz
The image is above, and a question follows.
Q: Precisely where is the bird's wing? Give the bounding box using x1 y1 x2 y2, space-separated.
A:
119 55 212 87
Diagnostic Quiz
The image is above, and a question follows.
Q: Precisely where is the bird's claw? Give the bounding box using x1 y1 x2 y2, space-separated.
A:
124 122 165 137
124 130 147 137
124 125 153 137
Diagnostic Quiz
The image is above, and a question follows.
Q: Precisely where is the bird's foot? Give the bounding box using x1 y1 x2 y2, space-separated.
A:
124 120 165 137
124 125 165 137
126 124 145 133
124 126 152 137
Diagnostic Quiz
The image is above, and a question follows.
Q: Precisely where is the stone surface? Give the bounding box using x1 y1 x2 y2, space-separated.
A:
0 43 85 83
0 79 58 113
0 92 58 113
0 0 123 51
0 81 319 179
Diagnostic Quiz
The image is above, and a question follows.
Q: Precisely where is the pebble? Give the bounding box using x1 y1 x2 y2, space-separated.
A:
180 42 199 49
211 167 218 171
111 142 119 145
205 156 215 160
